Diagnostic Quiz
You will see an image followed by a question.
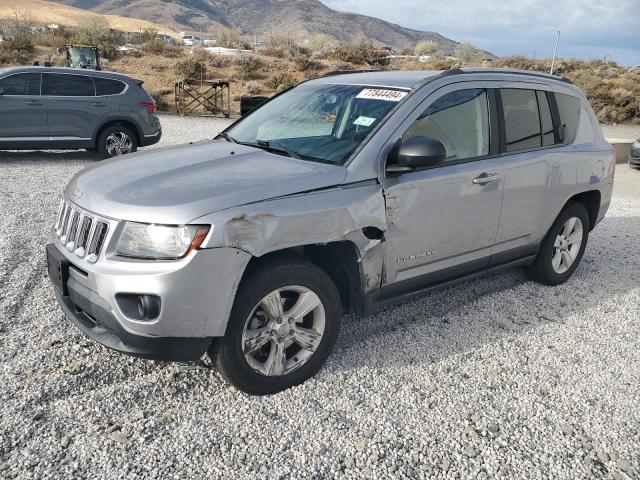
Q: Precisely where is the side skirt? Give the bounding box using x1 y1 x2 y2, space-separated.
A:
363 254 536 315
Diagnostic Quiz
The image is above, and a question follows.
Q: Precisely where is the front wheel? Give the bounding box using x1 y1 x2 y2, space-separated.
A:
210 258 342 395
97 125 138 159
526 201 590 286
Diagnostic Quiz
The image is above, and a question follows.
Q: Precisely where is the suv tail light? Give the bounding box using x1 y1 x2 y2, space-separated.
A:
139 101 157 113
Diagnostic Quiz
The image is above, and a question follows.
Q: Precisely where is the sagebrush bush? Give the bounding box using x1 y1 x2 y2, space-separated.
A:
0 32 35 64
235 55 264 80
265 72 297 92
174 57 207 79
332 40 388 66
244 81 262 95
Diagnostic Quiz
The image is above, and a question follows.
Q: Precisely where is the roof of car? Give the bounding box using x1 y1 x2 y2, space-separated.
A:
308 67 572 90
0 65 137 82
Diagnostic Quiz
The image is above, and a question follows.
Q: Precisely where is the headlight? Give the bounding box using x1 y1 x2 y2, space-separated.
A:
632 140 640 149
116 222 210 260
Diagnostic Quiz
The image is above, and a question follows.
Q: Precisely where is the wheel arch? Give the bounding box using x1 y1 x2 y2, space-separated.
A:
94 118 142 148
240 241 367 315
567 190 601 231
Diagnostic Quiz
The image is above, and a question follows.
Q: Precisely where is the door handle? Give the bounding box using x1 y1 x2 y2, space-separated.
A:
92 102 107 107
472 173 499 185
26 100 42 106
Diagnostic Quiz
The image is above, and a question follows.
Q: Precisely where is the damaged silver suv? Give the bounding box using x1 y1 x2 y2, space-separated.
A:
47 69 614 394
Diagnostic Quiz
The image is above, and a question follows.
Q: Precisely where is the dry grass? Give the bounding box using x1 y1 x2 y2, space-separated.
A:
0 0 177 37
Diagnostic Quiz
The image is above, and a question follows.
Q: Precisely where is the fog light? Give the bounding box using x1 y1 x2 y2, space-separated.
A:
115 293 161 321
137 295 160 320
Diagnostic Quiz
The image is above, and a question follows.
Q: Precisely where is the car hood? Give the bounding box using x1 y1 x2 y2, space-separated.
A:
65 141 347 224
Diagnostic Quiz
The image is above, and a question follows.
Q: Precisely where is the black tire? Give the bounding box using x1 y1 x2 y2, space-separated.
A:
97 124 138 159
210 257 342 395
526 201 590 286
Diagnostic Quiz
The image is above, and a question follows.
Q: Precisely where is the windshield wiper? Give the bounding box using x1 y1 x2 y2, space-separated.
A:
215 132 238 143
239 140 302 159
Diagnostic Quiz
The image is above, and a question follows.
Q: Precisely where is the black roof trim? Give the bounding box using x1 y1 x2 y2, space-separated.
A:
320 69 383 77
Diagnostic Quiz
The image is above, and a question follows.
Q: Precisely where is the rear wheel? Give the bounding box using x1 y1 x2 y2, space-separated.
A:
526 202 589 285
97 124 138 159
210 258 341 395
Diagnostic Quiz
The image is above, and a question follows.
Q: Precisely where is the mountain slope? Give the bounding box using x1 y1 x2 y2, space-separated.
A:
48 0 460 52
0 0 178 36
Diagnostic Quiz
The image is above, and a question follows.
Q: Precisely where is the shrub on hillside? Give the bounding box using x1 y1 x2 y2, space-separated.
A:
293 54 320 72
265 72 297 92
174 57 207 79
454 41 484 63
261 33 300 60
0 32 35 64
332 40 388 66
235 55 264 80
217 28 242 49
415 40 438 56
244 81 262 95
72 17 118 59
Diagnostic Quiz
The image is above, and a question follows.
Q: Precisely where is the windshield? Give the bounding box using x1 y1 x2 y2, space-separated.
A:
225 83 408 165
68 47 99 69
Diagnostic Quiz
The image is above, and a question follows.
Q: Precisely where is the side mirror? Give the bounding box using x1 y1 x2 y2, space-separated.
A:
391 137 446 170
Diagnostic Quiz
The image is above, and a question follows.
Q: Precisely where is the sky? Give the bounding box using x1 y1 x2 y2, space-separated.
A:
320 0 640 66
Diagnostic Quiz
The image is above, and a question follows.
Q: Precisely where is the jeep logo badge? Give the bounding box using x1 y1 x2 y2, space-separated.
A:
72 189 83 200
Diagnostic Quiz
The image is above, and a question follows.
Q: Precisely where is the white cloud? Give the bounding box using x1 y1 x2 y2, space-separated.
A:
320 0 640 65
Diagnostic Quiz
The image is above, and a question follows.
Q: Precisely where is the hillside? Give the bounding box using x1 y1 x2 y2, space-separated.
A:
48 0 460 52
0 0 178 36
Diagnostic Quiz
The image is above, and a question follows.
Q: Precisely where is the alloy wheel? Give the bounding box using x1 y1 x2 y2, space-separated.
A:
105 132 133 156
241 286 326 377
551 216 583 274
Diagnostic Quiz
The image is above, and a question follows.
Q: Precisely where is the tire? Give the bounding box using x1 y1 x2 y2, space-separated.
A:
526 201 590 286
210 257 342 395
97 124 138 159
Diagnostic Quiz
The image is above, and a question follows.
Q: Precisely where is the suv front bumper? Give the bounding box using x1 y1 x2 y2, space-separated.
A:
47 241 251 362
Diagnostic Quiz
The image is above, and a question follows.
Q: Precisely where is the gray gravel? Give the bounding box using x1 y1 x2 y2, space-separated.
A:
1 115 640 479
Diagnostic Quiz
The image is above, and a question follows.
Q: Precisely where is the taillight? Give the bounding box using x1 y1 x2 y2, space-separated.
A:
139 101 157 113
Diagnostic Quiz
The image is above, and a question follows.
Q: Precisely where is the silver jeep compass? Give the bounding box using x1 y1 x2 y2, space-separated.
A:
47 68 614 394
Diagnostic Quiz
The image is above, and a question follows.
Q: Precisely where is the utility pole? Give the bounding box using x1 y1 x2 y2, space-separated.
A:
550 30 560 75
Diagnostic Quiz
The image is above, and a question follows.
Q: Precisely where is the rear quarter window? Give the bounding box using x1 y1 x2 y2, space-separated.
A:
94 77 126 96
555 93 581 144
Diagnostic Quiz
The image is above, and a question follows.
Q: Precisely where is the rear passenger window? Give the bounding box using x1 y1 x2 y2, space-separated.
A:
43 73 94 96
501 89 541 152
403 88 490 162
94 77 126 96
0 73 41 95
555 93 580 144
537 91 555 146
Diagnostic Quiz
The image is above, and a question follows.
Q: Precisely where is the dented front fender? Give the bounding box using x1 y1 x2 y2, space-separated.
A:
193 182 388 293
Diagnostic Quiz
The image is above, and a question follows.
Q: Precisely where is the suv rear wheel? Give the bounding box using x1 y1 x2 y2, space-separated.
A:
526 201 590 286
97 124 138 158
210 258 341 395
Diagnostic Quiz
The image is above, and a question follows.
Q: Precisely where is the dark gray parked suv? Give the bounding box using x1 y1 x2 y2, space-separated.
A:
0 66 161 157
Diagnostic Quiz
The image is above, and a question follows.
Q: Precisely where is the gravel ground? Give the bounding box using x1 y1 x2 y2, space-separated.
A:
1 115 639 479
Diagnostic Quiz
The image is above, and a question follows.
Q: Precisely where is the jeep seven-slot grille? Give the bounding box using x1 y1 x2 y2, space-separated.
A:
54 198 109 263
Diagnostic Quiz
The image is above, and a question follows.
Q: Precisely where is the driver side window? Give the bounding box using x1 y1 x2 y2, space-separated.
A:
403 89 490 163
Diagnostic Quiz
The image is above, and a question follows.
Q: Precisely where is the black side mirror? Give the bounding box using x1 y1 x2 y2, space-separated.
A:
391 137 446 170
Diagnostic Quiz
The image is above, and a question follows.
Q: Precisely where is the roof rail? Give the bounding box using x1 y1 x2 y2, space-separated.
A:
320 69 382 77
469 68 573 84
